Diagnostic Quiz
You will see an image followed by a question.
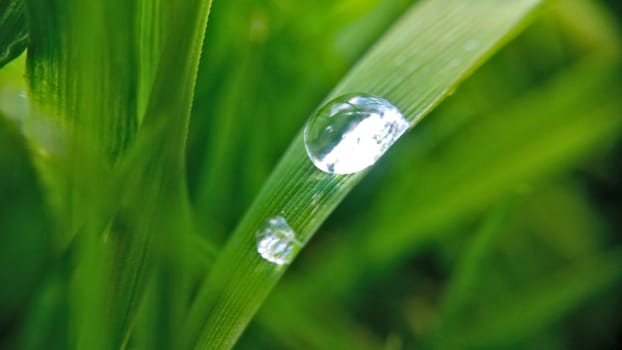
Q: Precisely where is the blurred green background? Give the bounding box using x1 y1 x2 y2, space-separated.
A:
2 0 622 349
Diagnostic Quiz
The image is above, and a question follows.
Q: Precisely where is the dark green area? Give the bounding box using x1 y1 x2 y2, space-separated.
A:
1 0 622 349
0 0 28 68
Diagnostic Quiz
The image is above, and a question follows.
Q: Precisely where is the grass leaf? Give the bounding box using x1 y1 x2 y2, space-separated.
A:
182 0 546 348
277 58 622 312
0 0 28 68
22 0 213 347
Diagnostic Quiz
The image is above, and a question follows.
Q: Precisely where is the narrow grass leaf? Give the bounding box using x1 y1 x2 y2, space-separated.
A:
0 0 28 68
282 58 622 309
182 0 546 348
22 0 213 347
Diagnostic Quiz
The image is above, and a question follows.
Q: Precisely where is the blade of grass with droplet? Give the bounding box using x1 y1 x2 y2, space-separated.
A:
275 0 622 301
252 0 622 340
182 1 547 348
278 57 622 311
189 0 411 243
249 50 622 346
0 0 28 68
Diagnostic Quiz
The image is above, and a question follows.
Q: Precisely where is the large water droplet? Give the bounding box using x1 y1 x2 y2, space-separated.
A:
304 94 409 174
256 216 300 265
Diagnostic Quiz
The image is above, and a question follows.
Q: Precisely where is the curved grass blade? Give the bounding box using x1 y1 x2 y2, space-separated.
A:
277 58 622 312
22 0 213 347
182 0 547 348
260 2 622 336
253 53 622 347
0 0 28 68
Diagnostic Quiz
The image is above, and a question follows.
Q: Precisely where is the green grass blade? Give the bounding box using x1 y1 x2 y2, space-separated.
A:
188 0 410 243
0 54 27 121
111 0 214 346
22 0 213 347
26 0 137 160
0 116 53 349
279 58 622 313
250 38 622 344
0 0 28 68
182 0 546 348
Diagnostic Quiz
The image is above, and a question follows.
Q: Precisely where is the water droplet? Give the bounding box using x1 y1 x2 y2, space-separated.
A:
304 94 409 174
256 216 300 265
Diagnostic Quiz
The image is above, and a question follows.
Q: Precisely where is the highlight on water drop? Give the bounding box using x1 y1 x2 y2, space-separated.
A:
304 93 410 175
256 216 300 265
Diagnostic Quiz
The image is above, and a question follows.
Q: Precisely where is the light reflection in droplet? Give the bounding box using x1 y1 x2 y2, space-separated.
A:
304 94 410 174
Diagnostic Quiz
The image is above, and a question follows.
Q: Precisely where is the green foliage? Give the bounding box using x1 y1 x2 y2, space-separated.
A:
0 0 28 68
1 0 621 349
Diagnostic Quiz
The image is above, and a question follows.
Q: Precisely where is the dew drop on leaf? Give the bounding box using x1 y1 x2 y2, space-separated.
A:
256 216 300 265
304 94 409 174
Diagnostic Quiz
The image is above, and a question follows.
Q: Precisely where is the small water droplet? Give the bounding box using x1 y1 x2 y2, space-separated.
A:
256 216 300 265
304 94 409 174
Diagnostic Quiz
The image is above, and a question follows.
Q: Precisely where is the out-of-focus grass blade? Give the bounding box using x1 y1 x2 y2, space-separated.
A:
0 116 53 349
11 270 69 350
363 63 622 265
432 198 516 341
438 250 622 349
553 0 621 54
22 0 213 347
26 0 136 160
116 0 214 346
253 296 381 350
23 0 142 345
0 54 27 123
182 0 546 348
0 0 28 68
